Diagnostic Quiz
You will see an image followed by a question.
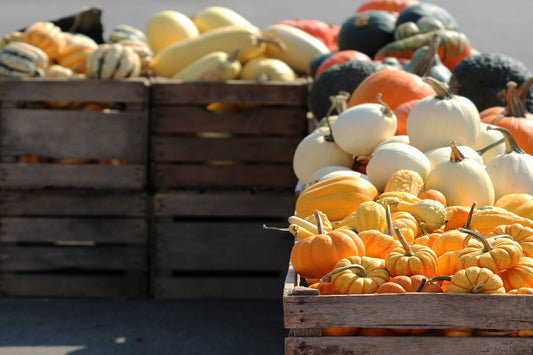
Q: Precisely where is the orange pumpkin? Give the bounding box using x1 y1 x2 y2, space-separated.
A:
393 98 419 135
446 266 506 294
290 211 365 279
358 229 402 259
444 203 475 231
385 228 438 277
497 256 533 291
487 224 533 258
418 189 447 207
22 21 66 62
413 223 441 249
507 287 533 294
355 0 419 16
323 255 390 294
376 274 443 293
390 211 419 244
315 50 371 78
347 69 435 111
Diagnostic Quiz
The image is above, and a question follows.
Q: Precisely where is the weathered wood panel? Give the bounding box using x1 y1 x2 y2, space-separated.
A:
0 217 147 244
155 221 293 271
0 272 147 298
0 164 146 189
153 191 295 218
0 109 148 161
0 191 148 216
285 337 533 355
152 105 307 136
151 79 309 106
152 163 297 190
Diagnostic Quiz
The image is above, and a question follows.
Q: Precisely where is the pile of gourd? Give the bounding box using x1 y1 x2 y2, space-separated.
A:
0 6 338 82
286 0 533 337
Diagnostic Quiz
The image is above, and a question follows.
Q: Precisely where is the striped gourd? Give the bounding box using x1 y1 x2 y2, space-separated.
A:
86 43 141 79
0 31 24 50
56 33 98 74
108 24 148 44
118 39 153 75
22 22 66 62
0 41 49 77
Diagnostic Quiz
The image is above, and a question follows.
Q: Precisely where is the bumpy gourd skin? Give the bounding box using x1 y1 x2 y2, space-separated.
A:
308 60 386 120
449 52 533 112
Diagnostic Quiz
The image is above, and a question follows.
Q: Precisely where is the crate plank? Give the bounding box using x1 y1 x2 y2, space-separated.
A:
151 135 299 163
151 79 309 106
285 336 533 355
0 78 149 103
152 106 307 136
154 275 285 299
155 221 293 271
153 191 295 218
152 163 297 190
0 191 148 216
0 217 147 244
0 272 147 298
0 245 147 271
0 164 146 189
0 109 147 161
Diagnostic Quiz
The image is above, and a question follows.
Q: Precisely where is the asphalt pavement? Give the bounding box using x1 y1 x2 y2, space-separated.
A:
0 298 287 354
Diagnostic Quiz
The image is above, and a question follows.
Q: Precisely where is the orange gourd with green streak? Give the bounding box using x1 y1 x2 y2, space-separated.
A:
497 257 533 291
321 255 390 294
457 228 523 274
446 266 506 294
487 224 533 258
295 175 379 221
385 227 438 277
290 210 365 279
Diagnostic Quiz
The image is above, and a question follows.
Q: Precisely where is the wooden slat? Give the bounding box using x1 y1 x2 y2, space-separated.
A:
155 221 293 270
0 273 147 298
0 164 146 189
0 191 147 216
153 191 295 218
152 163 296 190
151 79 309 106
0 245 147 271
151 136 299 163
0 109 148 161
285 337 533 355
0 78 149 102
152 105 307 136
0 217 147 244
284 292 533 330
154 275 285 299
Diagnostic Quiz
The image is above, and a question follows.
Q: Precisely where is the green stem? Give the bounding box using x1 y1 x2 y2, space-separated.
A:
423 76 453 99
394 227 413 256
320 263 367 283
458 228 492 252
462 202 476 229
414 277 428 292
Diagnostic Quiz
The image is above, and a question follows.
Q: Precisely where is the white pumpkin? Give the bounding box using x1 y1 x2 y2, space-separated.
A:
332 98 397 157
292 128 354 183
319 170 369 183
407 77 480 152
424 142 495 207
305 165 354 187
485 126 533 199
375 135 410 151
425 145 484 170
366 142 430 192
471 122 505 165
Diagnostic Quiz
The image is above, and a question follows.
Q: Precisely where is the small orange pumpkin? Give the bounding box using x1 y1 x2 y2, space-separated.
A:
376 274 443 293
497 256 533 291
487 223 533 258
385 228 438 277
446 266 506 294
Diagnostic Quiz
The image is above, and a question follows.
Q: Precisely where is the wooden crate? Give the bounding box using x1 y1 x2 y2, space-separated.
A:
0 78 150 190
284 265 533 355
0 78 151 298
149 79 310 299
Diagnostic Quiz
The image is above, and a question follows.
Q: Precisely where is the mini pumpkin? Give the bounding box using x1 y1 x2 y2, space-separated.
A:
446 266 506 294
497 256 533 291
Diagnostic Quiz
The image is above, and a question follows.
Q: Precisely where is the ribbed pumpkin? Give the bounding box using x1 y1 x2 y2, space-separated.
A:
22 21 66 62
322 255 390 294
290 211 365 279
86 43 141 79
498 257 533 291
446 266 506 294
376 274 443 293
385 228 438 277
347 68 435 110
0 41 48 77
56 34 98 74
488 224 533 259
295 175 379 222
118 39 154 75
108 24 148 44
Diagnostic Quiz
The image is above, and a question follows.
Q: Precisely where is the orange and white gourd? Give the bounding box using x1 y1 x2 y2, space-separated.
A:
22 22 66 63
56 33 98 74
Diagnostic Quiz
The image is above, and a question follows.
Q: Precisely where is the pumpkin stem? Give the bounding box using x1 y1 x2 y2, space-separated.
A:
412 32 441 77
320 263 367 283
458 228 493 253
385 204 394 237
376 93 394 117
449 141 465 162
429 275 452 283
517 77 533 107
394 227 413 256
419 221 428 236
475 138 505 156
423 76 453 99
414 276 428 292
314 209 324 235
462 202 477 229
506 81 527 118
487 125 525 154
471 281 485 294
